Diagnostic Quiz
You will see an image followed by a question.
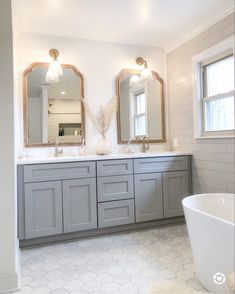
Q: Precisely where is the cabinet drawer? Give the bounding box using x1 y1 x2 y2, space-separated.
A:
97 159 133 177
134 156 189 173
98 199 135 228
24 162 96 182
98 175 134 202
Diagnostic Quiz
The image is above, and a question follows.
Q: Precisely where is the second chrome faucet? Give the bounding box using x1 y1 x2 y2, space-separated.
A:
136 136 150 153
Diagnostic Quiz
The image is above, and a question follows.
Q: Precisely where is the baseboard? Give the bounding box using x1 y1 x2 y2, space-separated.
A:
0 272 19 294
20 216 185 248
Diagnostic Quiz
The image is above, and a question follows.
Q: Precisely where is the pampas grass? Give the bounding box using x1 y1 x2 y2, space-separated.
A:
81 96 117 138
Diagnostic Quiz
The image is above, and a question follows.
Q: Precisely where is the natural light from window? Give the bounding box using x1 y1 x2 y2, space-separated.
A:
203 55 234 133
134 92 146 136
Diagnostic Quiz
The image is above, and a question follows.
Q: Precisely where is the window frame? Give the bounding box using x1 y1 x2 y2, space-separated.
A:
193 37 235 139
202 54 234 135
133 90 147 137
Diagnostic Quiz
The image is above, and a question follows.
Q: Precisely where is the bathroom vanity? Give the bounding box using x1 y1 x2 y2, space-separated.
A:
17 152 192 247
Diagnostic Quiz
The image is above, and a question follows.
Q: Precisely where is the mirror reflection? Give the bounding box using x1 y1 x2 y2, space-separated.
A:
117 70 166 143
24 64 84 146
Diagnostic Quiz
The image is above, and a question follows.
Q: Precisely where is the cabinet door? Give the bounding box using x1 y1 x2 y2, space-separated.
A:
135 173 163 222
63 178 97 233
163 171 189 218
25 181 63 239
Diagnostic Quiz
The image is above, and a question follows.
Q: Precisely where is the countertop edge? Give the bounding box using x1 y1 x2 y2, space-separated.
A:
16 152 192 165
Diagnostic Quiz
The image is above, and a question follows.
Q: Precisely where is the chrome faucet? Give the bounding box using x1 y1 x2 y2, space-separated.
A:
54 138 63 157
136 136 150 153
142 136 150 153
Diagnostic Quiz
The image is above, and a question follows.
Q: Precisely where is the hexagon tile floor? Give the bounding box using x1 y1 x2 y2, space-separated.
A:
16 224 209 294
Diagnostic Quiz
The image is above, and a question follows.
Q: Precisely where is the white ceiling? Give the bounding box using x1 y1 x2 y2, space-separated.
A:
13 0 234 51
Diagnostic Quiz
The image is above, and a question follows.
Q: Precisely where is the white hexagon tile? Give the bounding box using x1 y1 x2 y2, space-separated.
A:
15 224 209 294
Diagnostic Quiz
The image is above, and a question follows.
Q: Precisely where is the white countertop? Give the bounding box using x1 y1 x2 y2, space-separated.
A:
17 151 192 165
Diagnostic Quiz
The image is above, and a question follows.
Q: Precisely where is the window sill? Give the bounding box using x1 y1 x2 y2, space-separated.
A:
194 135 235 139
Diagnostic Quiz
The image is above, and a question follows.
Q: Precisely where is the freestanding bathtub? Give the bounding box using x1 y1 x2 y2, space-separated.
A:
182 193 235 293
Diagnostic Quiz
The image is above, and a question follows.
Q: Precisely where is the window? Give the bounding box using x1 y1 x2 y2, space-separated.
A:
202 55 234 133
193 37 235 138
134 91 146 136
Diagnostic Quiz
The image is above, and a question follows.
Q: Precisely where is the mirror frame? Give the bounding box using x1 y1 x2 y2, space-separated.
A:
116 69 166 144
23 62 85 147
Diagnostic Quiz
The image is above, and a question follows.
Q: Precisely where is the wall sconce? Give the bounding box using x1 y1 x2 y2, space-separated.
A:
46 49 63 83
136 57 153 81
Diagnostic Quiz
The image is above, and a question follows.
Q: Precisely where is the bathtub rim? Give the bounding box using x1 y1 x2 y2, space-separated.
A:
182 193 235 227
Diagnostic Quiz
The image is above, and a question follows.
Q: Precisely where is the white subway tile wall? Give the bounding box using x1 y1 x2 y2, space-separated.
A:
167 13 235 194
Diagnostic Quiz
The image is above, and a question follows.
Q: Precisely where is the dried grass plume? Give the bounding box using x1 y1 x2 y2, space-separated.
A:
81 96 117 138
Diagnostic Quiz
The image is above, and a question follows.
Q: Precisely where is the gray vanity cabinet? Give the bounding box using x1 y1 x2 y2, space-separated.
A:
135 173 163 222
63 178 97 233
163 171 189 218
18 155 191 245
24 181 63 239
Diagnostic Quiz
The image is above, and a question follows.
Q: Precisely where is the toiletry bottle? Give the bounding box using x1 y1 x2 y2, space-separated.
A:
79 138 85 155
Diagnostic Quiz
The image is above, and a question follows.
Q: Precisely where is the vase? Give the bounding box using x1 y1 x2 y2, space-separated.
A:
96 136 112 155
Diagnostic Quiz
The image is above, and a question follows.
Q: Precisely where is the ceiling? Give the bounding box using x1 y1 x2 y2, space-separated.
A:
13 0 234 51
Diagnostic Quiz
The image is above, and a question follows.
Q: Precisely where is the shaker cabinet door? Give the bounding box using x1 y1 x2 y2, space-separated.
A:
163 171 189 218
24 181 63 239
135 173 163 222
63 178 97 233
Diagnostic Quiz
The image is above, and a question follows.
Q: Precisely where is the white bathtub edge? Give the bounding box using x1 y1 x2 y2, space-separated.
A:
182 193 235 227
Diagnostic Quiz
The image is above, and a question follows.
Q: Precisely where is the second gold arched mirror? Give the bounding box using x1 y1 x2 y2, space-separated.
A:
116 69 166 144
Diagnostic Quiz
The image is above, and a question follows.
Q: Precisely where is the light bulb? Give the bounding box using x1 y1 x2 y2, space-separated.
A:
140 67 153 81
48 59 63 77
129 75 140 87
46 58 63 83
50 59 63 76
46 68 59 83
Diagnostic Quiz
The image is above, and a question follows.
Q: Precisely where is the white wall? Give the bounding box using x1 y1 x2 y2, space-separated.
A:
15 33 168 157
0 0 19 292
167 13 235 193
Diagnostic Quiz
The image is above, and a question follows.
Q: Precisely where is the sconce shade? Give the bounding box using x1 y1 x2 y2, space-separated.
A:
136 57 153 82
140 67 153 81
46 49 63 83
129 75 140 87
46 66 59 83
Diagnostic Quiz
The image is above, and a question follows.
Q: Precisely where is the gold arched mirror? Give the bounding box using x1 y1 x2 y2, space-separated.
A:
23 63 85 147
116 69 166 144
